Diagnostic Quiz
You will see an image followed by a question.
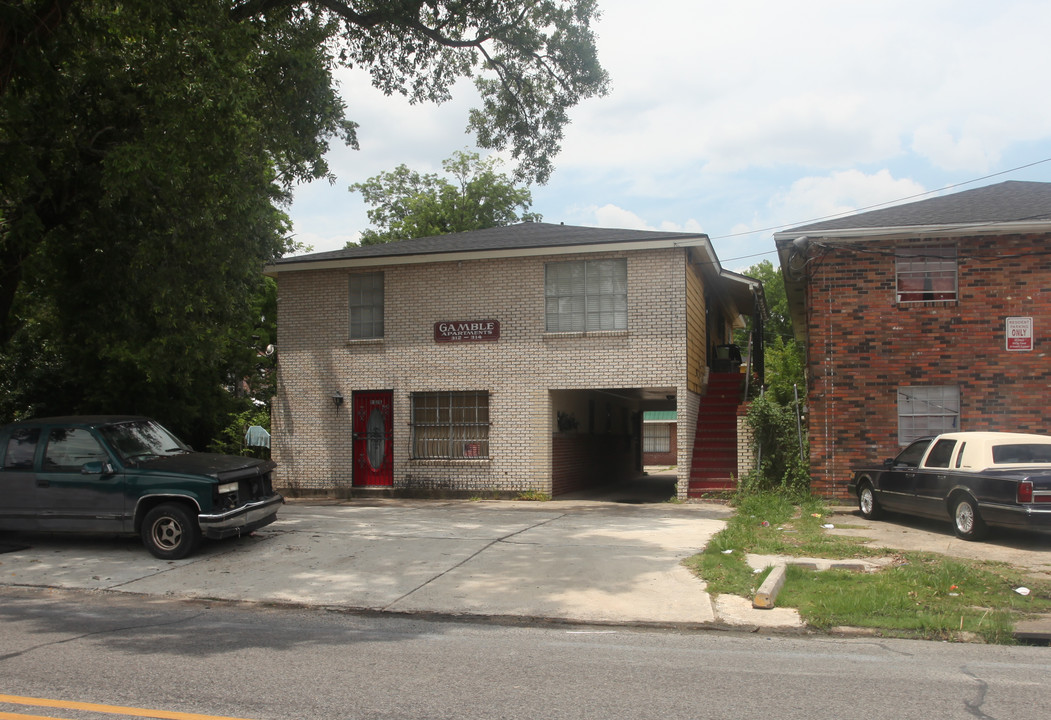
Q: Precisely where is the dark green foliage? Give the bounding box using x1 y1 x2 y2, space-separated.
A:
1 1 605 448
740 390 810 498
350 150 541 245
0 0 338 446
208 405 272 458
733 260 810 497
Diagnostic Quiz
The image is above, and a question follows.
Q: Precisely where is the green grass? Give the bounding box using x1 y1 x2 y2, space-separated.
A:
683 493 1051 643
514 490 551 501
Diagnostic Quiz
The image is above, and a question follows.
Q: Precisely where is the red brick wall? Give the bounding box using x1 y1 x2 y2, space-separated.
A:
803 233 1051 499
552 433 635 496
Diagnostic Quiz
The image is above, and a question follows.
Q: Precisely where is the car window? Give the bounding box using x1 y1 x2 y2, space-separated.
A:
925 439 957 468
894 438 933 467
992 444 1051 464
3 428 40 470
43 428 109 471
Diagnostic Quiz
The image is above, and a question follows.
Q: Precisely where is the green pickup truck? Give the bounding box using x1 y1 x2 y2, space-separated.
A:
0 416 283 558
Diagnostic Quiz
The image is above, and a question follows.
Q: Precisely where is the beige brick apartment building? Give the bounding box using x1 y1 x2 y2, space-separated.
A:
265 223 763 499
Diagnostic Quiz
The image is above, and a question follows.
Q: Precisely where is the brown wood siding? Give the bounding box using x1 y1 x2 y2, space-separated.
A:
686 262 707 394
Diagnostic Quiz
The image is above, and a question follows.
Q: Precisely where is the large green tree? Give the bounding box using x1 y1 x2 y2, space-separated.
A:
0 0 607 445
351 150 541 245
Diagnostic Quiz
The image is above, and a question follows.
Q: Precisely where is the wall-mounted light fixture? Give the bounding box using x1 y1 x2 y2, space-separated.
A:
331 390 344 409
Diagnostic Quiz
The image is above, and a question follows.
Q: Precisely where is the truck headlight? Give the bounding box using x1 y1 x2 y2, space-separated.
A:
218 482 239 495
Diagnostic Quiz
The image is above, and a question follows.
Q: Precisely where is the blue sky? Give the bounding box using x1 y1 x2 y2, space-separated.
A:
286 0 1051 273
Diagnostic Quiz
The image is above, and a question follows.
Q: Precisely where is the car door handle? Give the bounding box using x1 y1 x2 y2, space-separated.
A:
36 479 49 488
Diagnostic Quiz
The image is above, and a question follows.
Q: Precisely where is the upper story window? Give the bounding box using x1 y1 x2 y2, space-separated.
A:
349 272 384 340
545 258 627 332
895 246 957 303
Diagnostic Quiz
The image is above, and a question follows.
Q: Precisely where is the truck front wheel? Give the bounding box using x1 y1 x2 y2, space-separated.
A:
142 503 202 559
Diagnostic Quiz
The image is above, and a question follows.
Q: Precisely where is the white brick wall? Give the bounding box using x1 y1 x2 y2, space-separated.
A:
273 248 698 495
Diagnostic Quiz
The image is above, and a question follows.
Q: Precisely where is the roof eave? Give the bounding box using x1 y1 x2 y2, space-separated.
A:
264 235 714 276
773 219 1051 244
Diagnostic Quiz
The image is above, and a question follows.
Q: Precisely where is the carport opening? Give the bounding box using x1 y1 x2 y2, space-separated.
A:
550 388 677 502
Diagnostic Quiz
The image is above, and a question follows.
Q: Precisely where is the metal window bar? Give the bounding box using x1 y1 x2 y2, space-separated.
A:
411 391 490 459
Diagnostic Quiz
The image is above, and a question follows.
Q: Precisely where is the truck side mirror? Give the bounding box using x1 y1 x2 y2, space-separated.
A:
81 460 115 476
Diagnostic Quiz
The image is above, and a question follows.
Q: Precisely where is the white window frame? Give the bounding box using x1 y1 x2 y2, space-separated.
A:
545 258 628 332
349 272 384 340
895 246 958 304
897 386 960 445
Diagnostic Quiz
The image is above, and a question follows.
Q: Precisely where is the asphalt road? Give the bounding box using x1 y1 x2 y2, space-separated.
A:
2 586 1050 720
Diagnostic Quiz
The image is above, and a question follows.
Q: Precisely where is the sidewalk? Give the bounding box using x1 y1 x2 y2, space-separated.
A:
0 497 802 630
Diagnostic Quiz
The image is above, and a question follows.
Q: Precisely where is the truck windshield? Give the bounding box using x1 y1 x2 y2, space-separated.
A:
992 444 1051 464
99 420 191 463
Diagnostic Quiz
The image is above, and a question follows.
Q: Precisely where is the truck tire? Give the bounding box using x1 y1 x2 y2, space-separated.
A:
141 502 202 559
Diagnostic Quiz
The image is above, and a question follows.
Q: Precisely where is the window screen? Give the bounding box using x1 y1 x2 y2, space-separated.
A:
896 246 957 303
349 272 384 339
898 386 960 445
545 259 627 332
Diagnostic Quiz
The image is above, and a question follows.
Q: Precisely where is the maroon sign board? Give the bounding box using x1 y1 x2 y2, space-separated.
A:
434 320 500 343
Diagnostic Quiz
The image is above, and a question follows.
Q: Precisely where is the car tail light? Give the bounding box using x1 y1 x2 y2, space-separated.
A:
1018 481 1034 503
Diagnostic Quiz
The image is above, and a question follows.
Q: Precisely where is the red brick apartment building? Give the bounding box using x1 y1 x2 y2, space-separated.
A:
775 181 1051 499
265 223 764 499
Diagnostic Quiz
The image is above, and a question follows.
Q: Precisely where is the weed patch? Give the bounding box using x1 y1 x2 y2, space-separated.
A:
684 493 1051 643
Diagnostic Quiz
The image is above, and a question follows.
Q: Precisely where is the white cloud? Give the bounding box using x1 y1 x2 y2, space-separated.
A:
590 204 652 230
769 170 928 228
288 0 1051 257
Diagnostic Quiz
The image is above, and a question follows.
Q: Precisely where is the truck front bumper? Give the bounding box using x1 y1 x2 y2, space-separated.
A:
198 494 284 540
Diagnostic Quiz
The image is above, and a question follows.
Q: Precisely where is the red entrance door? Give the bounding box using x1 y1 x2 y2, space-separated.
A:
352 390 393 486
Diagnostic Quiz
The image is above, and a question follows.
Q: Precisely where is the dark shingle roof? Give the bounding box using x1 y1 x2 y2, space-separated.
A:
276 222 706 265
778 181 1051 236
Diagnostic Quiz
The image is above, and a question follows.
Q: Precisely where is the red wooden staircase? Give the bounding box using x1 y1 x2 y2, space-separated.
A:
688 372 744 496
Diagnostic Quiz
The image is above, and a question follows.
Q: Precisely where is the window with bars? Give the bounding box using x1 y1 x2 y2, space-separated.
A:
896 246 957 303
349 272 384 339
545 258 628 332
410 391 490 459
898 386 960 445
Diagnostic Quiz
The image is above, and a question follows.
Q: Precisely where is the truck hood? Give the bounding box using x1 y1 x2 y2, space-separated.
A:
133 453 276 482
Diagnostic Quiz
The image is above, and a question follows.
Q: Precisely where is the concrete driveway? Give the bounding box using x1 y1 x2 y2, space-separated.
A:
0 497 733 627
827 506 1051 579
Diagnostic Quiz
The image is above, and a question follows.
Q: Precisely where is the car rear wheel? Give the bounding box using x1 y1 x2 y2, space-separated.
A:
858 481 883 520
952 496 987 541
142 503 202 559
